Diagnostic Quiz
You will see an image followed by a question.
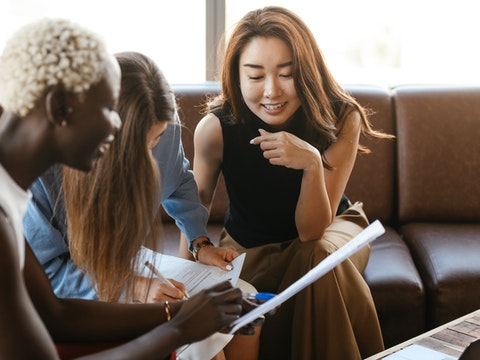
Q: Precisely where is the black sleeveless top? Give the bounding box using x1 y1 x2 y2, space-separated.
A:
216 107 349 248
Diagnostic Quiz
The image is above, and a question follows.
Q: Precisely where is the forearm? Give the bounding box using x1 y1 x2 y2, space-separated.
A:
25 244 182 344
178 233 195 260
47 298 182 342
295 166 332 242
162 175 209 246
78 321 183 360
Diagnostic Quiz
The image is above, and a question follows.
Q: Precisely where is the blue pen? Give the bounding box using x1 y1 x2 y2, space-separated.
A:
244 292 276 301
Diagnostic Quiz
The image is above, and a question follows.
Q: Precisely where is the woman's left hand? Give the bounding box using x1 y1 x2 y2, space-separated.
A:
196 245 239 271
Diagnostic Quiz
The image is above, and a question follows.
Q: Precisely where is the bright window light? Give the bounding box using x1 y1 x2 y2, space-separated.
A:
226 0 480 86
0 0 206 84
1 0 479 86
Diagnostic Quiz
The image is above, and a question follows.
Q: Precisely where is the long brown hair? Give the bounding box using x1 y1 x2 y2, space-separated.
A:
64 51 175 302
208 6 392 155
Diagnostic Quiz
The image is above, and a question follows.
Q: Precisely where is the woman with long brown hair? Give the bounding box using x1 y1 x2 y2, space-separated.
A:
64 51 172 303
192 6 393 360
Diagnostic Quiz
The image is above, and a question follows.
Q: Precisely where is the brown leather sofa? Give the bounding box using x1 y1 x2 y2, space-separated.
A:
163 82 480 349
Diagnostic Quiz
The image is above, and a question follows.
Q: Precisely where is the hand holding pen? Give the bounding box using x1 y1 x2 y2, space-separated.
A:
145 261 190 301
244 292 276 303
242 292 279 317
231 292 277 335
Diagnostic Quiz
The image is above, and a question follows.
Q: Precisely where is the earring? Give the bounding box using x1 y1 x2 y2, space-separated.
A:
61 107 72 127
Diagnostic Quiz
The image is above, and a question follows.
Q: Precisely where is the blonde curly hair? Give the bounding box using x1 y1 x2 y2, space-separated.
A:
0 18 110 116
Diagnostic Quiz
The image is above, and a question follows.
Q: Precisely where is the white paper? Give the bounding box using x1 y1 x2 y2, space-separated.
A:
229 219 386 334
382 344 456 360
138 249 246 293
136 249 246 359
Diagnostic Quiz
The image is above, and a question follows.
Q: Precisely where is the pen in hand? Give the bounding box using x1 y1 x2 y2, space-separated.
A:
243 292 276 302
144 261 190 299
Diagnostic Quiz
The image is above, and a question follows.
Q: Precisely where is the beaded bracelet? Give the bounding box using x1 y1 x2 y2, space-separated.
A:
164 301 171 321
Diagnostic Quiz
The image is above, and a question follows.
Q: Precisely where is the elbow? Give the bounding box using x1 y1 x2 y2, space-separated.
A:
296 212 331 242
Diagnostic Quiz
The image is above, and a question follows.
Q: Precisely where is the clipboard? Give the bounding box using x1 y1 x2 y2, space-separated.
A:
229 219 386 334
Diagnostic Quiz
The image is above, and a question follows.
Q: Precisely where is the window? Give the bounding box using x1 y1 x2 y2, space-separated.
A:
1 0 479 86
225 0 480 86
0 0 205 83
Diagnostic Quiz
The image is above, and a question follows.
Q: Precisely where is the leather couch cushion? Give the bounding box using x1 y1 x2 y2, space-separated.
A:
402 222 480 328
364 227 425 347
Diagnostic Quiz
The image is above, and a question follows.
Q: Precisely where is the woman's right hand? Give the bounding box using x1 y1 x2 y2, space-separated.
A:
196 245 239 271
168 281 243 343
134 276 187 302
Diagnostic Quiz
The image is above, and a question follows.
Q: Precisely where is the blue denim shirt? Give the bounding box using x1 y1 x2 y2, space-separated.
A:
23 121 208 299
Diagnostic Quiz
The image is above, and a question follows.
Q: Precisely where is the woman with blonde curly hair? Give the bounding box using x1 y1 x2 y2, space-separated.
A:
0 17 254 359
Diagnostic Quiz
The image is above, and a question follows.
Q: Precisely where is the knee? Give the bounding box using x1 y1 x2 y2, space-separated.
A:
294 239 337 266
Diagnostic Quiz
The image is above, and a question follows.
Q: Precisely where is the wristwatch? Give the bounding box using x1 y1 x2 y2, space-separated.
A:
190 238 214 261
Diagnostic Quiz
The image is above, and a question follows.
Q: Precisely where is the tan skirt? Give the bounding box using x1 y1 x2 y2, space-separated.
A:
219 201 384 360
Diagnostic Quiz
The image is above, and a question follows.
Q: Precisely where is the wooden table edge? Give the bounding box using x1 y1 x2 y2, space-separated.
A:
365 309 480 360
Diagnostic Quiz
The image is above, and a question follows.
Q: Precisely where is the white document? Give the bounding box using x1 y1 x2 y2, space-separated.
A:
136 249 246 360
138 249 246 293
382 344 456 360
228 219 386 334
